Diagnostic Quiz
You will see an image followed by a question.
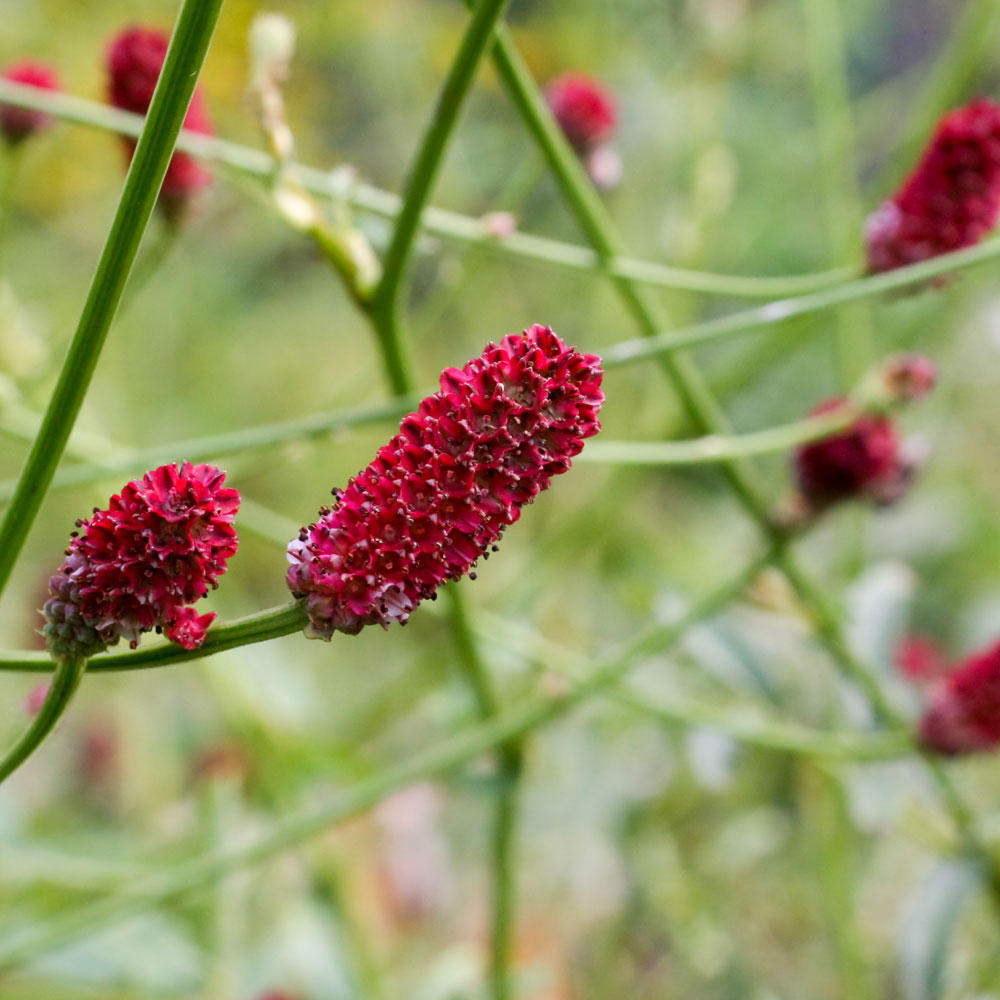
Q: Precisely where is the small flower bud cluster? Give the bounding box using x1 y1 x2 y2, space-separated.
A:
0 60 60 144
545 73 621 191
106 26 214 215
919 640 1000 755
792 355 937 512
866 98 1000 273
42 463 239 659
287 325 604 639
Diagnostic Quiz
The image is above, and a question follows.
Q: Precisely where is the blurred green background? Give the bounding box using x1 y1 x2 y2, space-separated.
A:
3 0 1000 997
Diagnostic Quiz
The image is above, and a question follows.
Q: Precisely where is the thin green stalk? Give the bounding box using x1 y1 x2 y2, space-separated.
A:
369 0 512 394
483 20 1000 899
0 394 420 503
601 234 1000 369
0 656 85 784
0 79 853 299
0 603 307 674
574 406 853 466
0 552 763 971
801 0 873 386
0 0 224 598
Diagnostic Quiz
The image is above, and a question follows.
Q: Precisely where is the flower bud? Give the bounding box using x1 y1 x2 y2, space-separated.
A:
919 639 1000 755
0 60 60 144
106 26 214 216
545 73 617 153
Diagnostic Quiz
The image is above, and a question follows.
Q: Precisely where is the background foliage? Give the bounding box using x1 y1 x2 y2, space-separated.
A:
3 0 1000 997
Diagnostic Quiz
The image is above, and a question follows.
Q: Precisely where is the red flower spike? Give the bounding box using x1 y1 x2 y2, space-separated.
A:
545 73 617 153
866 98 1000 273
106 26 213 214
919 639 1000 755
793 398 903 509
41 463 239 659
287 325 604 640
0 60 60 144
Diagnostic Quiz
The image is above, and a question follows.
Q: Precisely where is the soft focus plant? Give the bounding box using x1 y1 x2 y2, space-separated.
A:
2 2 1000 998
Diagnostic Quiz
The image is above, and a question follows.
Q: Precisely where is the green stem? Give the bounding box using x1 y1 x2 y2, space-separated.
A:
801 0 873 387
0 656 85 784
0 0 224 599
0 602 307 674
483 20 1000 902
0 553 762 971
0 81 853 299
369 0 513 394
0 394 420 503
601 234 1000 369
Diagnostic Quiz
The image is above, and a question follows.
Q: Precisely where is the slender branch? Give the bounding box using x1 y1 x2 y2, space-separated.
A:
0 79 854 300
0 0 225 598
0 656 85 784
0 394 420 503
801 0 873 386
602 234 1000 369
368 0 512 394
0 603 307 674
0 552 764 971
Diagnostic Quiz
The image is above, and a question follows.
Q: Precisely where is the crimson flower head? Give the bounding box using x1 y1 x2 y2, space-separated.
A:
42 463 239 659
919 639 1000 755
793 399 905 509
0 60 60 144
866 98 1000 273
287 325 603 640
545 73 617 154
106 26 214 214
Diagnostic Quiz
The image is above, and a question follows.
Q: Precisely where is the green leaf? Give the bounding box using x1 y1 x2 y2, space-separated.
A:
898 858 982 1000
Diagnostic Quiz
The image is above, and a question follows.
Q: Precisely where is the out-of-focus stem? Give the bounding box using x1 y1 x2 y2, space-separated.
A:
0 0 225 598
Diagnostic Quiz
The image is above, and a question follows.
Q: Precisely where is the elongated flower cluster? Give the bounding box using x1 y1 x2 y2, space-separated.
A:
0 60 60 144
866 98 1000 273
919 639 1000 755
106 26 214 214
287 325 604 639
42 463 239 659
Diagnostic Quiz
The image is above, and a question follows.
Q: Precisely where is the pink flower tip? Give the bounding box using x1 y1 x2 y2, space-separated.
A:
0 60 60 144
41 462 239 659
545 73 617 153
793 399 908 509
164 608 217 650
106 25 214 214
865 98 1000 274
919 639 1000 755
882 354 938 402
287 324 604 640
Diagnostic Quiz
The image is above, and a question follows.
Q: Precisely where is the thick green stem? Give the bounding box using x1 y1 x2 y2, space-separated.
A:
0 553 762 971
0 78 855 300
368 0 512 395
0 656 85 785
0 0 224 599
